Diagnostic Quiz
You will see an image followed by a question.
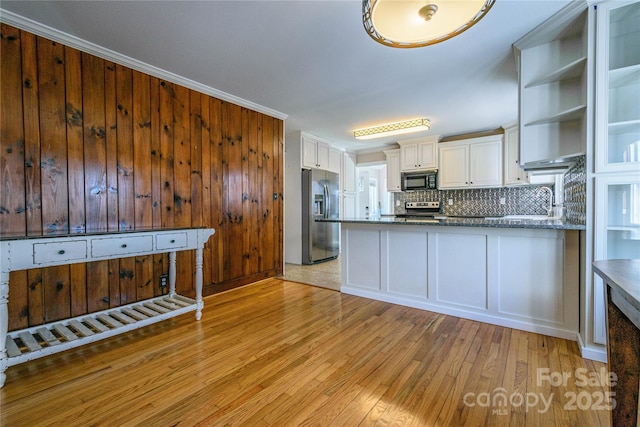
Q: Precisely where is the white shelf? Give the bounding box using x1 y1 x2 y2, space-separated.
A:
609 63 640 87
525 56 587 88
609 119 640 134
6 295 196 366
524 105 586 127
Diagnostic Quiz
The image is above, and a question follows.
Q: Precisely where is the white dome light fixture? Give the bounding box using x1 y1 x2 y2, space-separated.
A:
363 0 495 48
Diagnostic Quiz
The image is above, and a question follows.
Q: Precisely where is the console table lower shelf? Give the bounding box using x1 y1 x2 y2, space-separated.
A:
6 294 196 367
0 227 215 388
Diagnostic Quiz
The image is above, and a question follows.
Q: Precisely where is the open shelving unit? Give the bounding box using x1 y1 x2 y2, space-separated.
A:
514 2 590 169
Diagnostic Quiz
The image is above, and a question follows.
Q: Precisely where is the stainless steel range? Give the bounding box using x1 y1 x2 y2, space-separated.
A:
396 201 441 222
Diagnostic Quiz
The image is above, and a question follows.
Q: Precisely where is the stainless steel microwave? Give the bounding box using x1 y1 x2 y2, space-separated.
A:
401 170 438 191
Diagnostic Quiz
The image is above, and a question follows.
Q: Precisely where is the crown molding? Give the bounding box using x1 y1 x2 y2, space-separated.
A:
0 9 288 121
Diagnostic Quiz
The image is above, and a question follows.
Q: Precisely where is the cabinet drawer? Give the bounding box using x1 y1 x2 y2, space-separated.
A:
156 232 188 250
91 235 153 258
33 241 87 265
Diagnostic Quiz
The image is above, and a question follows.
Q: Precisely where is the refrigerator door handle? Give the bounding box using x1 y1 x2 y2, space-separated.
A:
323 184 329 219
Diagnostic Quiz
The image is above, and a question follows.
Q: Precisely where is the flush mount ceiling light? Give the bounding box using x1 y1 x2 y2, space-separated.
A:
363 0 495 48
354 118 431 140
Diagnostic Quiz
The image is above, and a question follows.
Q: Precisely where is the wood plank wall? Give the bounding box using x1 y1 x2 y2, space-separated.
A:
0 24 284 332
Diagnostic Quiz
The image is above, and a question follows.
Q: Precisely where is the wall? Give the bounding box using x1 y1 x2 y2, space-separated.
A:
284 131 302 264
0 24 283 331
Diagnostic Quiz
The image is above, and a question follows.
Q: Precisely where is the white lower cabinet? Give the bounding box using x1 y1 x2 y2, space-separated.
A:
385 230 428 298
343 228 381 290
341 223 579 341
435 233 488 310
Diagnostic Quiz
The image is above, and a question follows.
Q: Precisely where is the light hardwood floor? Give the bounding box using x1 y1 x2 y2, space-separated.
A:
1 278 612 426
280 257 341 291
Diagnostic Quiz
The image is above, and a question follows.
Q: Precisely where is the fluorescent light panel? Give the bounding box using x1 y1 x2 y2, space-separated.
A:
354 118 431 140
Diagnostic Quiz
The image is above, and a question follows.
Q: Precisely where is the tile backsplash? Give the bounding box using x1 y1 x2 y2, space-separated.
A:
563 155 586 224
393 155 586 224
394 186 555 217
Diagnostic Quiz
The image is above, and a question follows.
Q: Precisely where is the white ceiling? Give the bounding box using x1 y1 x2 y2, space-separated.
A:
1 0 572 152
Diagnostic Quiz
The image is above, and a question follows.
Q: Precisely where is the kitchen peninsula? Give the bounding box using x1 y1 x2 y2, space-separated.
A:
321 217 585 341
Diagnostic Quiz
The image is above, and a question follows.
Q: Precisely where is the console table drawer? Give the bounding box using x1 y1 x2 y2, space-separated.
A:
33 241 88 265
91 235 153 257
156 232 188 250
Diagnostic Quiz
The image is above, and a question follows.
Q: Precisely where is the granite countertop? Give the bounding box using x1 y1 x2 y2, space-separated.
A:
318 215 586 230
593 259 640 328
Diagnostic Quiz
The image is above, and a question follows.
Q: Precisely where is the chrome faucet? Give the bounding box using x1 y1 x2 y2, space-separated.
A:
536 186 554 217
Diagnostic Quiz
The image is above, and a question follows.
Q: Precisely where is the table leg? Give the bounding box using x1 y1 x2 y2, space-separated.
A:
168 251 176 296
195 247 203 321
0 271 9 388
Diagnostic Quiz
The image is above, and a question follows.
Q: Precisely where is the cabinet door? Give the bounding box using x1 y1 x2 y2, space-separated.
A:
342 192 357 219
399 143 419 171
595 1 640 173
302 137 318 169
385 150 401 192
593 174 640 344
503 125 528 185
398 136 438 171
328 147 342 174
438 144 468 188
417 140 437 169
343 153 357 192
469 139 502 187
316 141 330 170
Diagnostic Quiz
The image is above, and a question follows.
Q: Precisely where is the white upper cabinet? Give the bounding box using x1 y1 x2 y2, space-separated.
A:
595 0 640 173
384 149 401 192
342 152 357 193
398 135 439 171
302 135 330 170
328 146 342 174
439 144 468 188
503 124 529 185
439 135 503 189
513 2 591 169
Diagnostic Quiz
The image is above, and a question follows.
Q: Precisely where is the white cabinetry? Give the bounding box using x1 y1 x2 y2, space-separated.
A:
513 2 590 169
340 224 579 340
398 136 439 171
384 149 401 192
342 152 357 193
302 135 330 169
503 124 529 185
590 0 640 350
302 133 342 173
342 152 357 218
438 135 503 189
438 144 468 188
328 147 342 174
595 1 640 173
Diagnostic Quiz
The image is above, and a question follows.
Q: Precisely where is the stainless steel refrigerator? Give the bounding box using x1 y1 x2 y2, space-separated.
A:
302 169 340 264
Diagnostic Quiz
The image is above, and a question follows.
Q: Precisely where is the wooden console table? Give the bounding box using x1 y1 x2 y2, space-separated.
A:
0 227 215 388
593 259 640 427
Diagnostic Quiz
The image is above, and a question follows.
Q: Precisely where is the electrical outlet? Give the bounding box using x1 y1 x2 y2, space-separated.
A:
160 274 168 288
396 200 401 207
500 197 506 205
448 199 453 206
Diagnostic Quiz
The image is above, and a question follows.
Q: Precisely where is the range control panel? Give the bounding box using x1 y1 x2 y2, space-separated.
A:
405 201 440 209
